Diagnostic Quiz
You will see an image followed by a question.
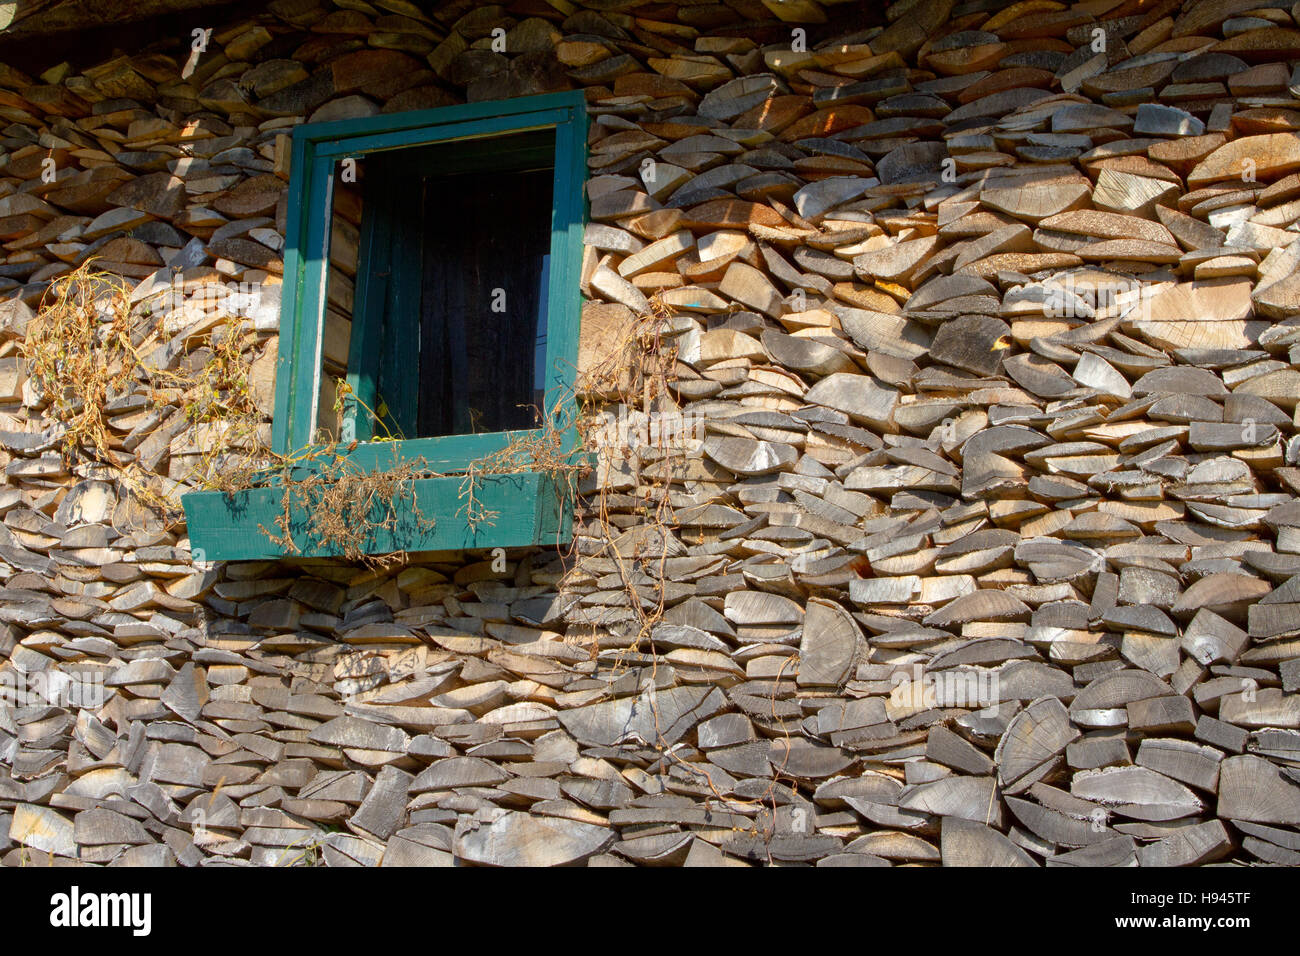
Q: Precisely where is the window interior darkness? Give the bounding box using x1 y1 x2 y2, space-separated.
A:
418 165 552 436
360 129 555 440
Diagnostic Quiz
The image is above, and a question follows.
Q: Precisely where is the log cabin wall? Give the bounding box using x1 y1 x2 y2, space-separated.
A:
1 0 1300 867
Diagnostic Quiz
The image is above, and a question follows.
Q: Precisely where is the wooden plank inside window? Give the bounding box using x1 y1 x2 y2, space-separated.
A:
354 129 558 440
415 161 554 437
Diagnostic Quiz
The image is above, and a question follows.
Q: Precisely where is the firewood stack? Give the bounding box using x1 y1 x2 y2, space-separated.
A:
1 0 1300 866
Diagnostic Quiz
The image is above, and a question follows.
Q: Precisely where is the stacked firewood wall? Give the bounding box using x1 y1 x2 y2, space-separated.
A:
2 0 1300 866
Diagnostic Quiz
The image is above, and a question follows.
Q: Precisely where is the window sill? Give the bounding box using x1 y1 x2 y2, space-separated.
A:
182 471 572 562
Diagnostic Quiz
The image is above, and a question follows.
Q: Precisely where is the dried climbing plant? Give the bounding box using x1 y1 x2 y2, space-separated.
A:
20 262 268 520
23 266 688 617
561 295 805 830
21 265 137 465
24 265 785 828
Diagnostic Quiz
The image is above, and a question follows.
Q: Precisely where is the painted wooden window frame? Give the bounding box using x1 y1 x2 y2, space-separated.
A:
182 91 588 561
276 89 589 471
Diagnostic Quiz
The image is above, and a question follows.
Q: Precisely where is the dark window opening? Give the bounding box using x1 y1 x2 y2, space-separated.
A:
417 164 552 437
353 127 557 441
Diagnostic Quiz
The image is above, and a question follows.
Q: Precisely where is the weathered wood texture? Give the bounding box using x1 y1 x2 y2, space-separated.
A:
0 0 1298 867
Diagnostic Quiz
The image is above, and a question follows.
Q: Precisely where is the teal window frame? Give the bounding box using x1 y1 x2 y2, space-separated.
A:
277 90 588 470
182 91 588 561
